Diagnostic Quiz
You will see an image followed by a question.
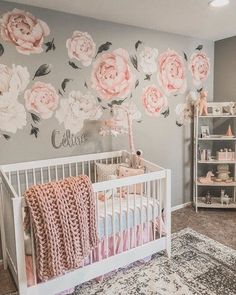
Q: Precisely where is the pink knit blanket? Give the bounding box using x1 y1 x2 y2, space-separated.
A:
24 175 98 281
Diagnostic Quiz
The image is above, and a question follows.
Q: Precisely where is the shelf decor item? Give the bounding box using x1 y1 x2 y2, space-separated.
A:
220 189 231 205
201 126 210 138
199 171 214 184
212 105 223 116
226 124 234 137
216 164 232 182
198 89 208 116
216 149 235 161
205 192 212 204
194 101 236 211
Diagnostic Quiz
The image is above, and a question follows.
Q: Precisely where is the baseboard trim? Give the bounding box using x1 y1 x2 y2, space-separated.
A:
171 202 192 212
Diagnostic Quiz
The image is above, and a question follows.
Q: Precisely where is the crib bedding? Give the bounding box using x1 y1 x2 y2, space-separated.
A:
97 194 160 238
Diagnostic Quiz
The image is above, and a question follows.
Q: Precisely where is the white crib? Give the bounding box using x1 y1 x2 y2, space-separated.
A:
0 150 171 295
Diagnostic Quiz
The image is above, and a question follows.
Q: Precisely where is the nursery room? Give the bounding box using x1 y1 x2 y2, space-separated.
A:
0 0 236 294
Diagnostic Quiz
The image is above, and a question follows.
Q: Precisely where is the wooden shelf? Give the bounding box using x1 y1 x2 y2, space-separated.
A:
198 160 236 164
197 197 236 209
197 181 236 187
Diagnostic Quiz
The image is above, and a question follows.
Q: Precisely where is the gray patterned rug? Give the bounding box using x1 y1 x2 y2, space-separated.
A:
74 228 236 295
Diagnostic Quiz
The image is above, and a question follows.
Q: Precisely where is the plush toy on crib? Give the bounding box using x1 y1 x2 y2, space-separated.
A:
198 89 208 116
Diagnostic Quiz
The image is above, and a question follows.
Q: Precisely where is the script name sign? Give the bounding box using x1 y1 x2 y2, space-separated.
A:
51 129 87 149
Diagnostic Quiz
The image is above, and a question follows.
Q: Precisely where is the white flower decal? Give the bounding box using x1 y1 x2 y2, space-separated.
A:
56 90 102 134
139 47 158 75
0 63 29 134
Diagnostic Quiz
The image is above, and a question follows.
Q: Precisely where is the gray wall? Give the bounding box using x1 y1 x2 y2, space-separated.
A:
0 2 214 210
214 36 236 102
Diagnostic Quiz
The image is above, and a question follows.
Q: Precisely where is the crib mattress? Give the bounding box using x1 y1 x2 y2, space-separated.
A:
97 194 160 238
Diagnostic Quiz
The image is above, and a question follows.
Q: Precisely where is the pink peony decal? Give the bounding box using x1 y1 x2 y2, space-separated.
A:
0 8 50 55
91 48 135 100
141 85 168 117
189 51 210 84
157 49 186 95
24 82 59 119
66 31 96 67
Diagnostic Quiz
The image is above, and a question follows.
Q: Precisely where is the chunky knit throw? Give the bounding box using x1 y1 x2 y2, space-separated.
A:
24 175 98 281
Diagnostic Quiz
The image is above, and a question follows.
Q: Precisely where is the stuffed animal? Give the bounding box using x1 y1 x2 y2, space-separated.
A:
198 89 208 116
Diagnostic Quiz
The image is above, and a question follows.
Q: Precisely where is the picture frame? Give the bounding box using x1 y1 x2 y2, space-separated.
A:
201 126 210 138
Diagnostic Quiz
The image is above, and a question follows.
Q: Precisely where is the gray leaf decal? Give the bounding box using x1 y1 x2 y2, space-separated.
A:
0 43 4 57
135 40 142 51
183 52 188 61
135 80 139 88
68 61 81 69
196 45 203 51
2 134 10 140
95 42 112 58
61 78 72 92
33 64 52 80
130 55 139 71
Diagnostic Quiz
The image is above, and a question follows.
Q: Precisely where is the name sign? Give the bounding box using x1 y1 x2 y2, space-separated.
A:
51 129 87 149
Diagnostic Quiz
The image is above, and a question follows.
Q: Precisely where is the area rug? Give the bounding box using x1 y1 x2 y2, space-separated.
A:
74 228 236 295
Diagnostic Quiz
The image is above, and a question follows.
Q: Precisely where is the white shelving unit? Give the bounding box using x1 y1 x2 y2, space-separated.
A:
194 102 236 211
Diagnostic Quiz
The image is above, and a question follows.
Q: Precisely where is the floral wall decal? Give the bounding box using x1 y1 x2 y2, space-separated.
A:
157 49 187 96
91 48 135 100
24 81 59 119
100 101 141 136
175 90 198 126
0 8 50 55
0 63 29 135
139 47 158 76
141 85 168 117
56 90 102 134
66 31 96 67
189 51 210 85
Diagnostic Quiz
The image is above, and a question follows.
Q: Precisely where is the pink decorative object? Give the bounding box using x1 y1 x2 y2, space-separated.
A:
141 85 168 116
199 171 214 184
157 49 186 95
198 89 208 116
66 31 96 66
91 48 134 100
0 8 50 55
217 149 235 161
226 124 234 137
24 175 98 281
24 82 59 119
189 51 210 84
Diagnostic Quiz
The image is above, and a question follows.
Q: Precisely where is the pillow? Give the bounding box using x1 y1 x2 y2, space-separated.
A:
118 166 145 194
96 162 120 182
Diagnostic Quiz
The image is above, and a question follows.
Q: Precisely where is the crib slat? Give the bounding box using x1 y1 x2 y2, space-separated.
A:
140 182 143 246
159 179 162 239
112 189 116 255
126 185 130 249
17 171 21 196
152 180 156 241
40 168 43 184
104 190 108 259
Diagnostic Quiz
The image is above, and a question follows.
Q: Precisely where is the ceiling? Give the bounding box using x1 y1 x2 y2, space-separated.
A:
3 0 236 41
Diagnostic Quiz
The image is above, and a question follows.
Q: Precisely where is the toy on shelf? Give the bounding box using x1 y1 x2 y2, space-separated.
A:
216 148 235 161
220 189 231 205
205 192 212 204
224 102 236 115
198 89 208 116
215 164 233 183
226 124 234 137
199 171 214 184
